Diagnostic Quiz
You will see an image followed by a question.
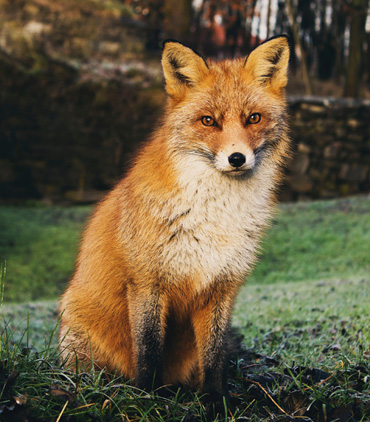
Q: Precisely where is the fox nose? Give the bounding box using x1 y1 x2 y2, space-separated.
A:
228 152 246 168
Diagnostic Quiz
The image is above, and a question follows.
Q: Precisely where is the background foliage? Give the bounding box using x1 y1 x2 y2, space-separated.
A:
126 0 370 97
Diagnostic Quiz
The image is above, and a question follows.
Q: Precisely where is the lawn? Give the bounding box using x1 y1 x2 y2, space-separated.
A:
0 206 91 302
249 195 370 285
0 195 369 421
1 277 369 421
0 195 369 302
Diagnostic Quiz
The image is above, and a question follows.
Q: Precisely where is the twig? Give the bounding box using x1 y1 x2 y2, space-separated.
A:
246 377 313 419
245 377 289 416
55 400 68 422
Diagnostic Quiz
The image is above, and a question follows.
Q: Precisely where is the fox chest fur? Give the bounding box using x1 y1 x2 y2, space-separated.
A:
120 156 275 292
60 36 291 405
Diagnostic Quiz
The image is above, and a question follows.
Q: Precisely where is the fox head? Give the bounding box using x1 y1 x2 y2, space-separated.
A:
161 37 290 177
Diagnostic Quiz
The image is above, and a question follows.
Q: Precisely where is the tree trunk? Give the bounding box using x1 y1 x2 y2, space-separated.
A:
285 0 314 95
163 0 192 42
266 0 272 39
344 0 370 97
244 0 258 52
332 1 346 81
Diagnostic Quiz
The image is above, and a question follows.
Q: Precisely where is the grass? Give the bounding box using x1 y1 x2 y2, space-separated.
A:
0 195 369 420
234 277 370 371
1 276 370 420
0 206 91 302
249 195 370 285
0 195 369 302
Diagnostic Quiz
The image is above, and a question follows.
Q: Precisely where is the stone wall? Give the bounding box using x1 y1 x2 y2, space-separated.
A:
285 97 370 201
0 59 164 203
1 94 370 203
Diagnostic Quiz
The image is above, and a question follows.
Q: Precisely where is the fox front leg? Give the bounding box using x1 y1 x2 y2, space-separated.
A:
127 285 166 391
192 289 235 402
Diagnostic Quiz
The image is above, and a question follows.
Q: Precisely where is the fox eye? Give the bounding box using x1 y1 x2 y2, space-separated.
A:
247 113 261 124
201 116 216 126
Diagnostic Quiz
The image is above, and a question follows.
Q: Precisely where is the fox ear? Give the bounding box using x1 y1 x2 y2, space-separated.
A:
244 36 290 94
162 40 209 99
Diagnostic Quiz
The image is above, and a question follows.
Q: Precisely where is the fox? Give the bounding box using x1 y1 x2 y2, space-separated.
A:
59 35 291 405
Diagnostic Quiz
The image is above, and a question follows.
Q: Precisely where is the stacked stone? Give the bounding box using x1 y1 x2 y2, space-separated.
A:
286 97 370 201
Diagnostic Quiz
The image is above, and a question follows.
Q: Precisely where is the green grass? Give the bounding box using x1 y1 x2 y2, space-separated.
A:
249 195 370 285
0 196 369 420
2 277 368 372
0 206 91 302
234 277 370 371
1 275 370 420
0 196 369 302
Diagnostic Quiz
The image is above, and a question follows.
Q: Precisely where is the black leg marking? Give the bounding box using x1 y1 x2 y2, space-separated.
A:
136 312 164 391
129 287 166 391
202 324 230 398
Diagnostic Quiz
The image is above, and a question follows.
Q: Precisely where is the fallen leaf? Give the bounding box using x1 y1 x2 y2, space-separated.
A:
50 383 76 403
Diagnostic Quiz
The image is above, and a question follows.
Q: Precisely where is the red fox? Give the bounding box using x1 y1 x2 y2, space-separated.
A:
60 36 291 404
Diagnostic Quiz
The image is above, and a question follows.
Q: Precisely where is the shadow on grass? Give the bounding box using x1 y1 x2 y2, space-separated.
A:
0 321 369 422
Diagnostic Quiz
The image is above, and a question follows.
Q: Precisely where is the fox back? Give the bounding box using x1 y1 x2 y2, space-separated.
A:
60 36 291 404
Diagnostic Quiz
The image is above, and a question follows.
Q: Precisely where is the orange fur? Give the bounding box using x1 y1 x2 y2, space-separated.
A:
60 36 291 401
